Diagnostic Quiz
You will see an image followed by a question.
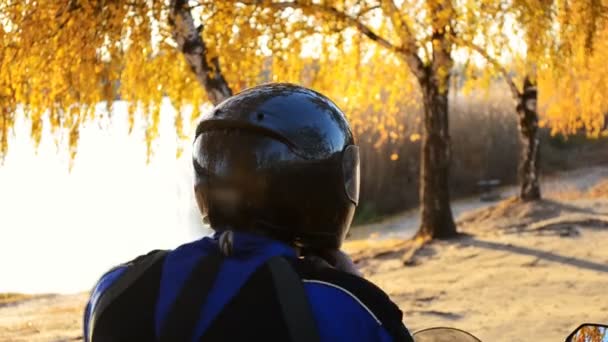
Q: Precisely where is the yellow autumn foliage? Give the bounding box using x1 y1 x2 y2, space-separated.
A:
541 20 608 137
456 0 608 137
0 0 606 162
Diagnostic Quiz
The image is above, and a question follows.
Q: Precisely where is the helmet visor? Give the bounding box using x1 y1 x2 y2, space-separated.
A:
342 145 360 205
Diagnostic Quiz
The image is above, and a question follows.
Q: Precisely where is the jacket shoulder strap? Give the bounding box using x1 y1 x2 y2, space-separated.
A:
89 249 168 342
158 251 224 342
267 256 321 342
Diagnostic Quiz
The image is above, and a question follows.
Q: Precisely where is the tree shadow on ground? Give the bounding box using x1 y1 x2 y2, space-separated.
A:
550 199 601 215
458 237 608 274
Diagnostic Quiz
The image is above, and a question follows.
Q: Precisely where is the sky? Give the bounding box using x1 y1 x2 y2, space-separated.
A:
0 100 210 294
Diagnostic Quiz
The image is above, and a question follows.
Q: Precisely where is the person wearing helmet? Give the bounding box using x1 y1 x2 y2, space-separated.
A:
83 83 414 342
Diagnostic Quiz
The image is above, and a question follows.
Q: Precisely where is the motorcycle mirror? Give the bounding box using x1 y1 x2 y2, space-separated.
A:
565 323 608 342
413 327 482 342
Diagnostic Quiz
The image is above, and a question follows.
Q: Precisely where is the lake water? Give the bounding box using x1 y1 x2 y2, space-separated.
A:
0 101 211 293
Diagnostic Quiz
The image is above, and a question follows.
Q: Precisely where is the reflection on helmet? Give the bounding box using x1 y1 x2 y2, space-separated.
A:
342 145 360 205
193 83 359 248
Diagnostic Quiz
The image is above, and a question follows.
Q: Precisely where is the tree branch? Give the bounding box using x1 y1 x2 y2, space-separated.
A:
237 0 426 79
169 0 232 105
453 36 521 99
241 1 397 50
355 4 380 19
381 0 415 46
379 0 426 79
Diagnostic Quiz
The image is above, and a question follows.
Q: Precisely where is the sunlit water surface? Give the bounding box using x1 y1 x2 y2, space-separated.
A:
0 101 210 294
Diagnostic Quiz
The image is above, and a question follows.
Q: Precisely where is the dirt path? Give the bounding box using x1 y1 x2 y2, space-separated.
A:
349 166 608 241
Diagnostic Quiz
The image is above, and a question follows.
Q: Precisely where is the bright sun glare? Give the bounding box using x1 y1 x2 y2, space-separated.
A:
0 100 209 294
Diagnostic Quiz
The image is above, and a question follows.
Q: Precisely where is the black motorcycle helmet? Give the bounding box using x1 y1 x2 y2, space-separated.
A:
192 83 359 249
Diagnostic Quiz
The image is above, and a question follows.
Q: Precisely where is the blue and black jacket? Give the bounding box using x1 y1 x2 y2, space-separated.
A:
84 232 413 341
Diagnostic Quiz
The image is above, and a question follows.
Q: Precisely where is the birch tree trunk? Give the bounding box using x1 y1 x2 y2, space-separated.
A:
170 0 232 105
517 77 541 201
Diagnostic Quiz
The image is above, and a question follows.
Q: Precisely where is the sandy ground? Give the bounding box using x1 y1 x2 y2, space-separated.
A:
0 294 86 342
1 167 607 342
346 167 608 342
351 213 608 341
